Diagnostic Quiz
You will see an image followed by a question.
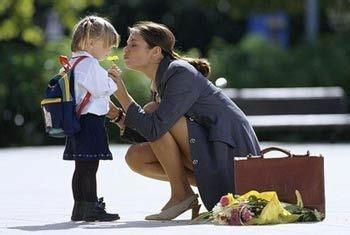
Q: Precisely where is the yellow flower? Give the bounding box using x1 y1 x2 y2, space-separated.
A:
226 193 236 205
242 191 300 225
105 55 119 67
106 55 119 61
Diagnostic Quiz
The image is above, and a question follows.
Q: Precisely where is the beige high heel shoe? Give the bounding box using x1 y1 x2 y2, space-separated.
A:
145 194 201 221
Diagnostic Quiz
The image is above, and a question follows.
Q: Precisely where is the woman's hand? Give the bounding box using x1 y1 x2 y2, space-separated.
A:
108 67 135 112
108 67 123 85
108 67 127 97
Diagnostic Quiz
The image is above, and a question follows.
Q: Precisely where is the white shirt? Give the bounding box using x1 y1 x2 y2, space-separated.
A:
70 51 117 115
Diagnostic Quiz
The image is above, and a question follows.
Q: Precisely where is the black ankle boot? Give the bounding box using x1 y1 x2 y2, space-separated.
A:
82 198 120 222
71 201 85 221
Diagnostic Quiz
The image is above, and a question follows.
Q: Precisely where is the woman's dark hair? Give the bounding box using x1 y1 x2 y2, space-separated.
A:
129 21 211 77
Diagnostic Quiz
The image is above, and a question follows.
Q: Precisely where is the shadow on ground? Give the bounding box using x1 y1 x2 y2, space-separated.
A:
7 220 202 231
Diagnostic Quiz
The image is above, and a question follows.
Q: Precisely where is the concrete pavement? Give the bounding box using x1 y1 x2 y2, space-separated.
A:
0 142 349 235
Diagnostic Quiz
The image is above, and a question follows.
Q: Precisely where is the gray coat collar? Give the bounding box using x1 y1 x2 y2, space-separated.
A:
155 56 172 92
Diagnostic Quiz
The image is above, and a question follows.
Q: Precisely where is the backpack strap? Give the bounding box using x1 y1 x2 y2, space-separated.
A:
58 55 87 71
58 55 91 118
71 56 87 70
59 55 71 72
70 56 92 118
76 92 91 118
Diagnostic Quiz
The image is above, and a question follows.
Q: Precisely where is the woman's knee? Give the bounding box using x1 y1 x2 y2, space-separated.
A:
143 101 159 113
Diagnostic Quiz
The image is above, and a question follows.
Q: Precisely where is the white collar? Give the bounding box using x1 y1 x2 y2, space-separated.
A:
71 51 95 59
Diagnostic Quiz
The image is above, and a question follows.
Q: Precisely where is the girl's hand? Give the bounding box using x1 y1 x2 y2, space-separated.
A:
107 101 125 129
107 101 121 119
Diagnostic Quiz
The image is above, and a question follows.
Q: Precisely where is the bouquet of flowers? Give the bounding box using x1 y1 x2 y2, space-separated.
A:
194 190 324 225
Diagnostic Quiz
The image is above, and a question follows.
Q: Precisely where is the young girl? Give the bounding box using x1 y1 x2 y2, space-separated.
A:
63 15 121 222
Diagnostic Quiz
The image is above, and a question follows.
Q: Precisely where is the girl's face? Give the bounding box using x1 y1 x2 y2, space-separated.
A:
123 32 156 70
86 38 112 60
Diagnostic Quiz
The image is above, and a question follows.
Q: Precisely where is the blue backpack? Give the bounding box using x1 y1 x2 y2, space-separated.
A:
41 55 91 138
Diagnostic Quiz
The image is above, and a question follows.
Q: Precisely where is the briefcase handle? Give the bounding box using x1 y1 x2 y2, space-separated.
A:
260 147 292 158
260 147 311 158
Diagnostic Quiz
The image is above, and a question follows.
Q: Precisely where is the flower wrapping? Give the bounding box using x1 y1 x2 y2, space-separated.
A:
195 190 324 225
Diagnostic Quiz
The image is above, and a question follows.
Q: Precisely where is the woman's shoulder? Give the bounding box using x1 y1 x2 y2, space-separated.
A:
168 59 189 69
161 60 199 86
167 59 198 76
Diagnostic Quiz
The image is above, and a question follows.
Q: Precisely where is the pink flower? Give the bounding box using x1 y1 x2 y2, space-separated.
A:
228 205 254 225
229 208 240 225
241 206 254 223
220 196 230 206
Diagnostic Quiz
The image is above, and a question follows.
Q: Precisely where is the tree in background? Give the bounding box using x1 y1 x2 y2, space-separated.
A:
1 0 349 48
0 0 103 147
1 0 350 146
0 0 103 45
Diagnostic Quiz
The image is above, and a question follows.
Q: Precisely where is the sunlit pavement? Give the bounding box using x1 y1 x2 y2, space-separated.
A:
0 142 349 235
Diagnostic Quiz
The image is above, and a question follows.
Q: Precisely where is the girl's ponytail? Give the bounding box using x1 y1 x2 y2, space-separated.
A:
71 16 119 52
80 18 93 50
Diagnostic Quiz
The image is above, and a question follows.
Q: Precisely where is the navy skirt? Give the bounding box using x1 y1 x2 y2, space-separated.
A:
63 113 113 161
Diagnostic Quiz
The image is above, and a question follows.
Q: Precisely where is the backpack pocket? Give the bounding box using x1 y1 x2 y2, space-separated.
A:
41 98 65 138
41 98 82 138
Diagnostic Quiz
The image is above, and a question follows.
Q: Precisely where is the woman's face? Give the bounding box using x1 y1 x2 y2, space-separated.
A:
123 32 155 70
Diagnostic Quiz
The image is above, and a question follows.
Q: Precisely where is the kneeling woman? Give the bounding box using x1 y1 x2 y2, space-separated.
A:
108 21 261 220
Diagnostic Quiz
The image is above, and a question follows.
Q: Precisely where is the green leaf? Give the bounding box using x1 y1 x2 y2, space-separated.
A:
22 26 43 46
0 19 19 40
14 0 34 19
0 0 12 14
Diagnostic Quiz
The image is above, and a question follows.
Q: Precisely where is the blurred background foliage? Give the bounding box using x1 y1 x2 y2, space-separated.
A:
1 0 350 146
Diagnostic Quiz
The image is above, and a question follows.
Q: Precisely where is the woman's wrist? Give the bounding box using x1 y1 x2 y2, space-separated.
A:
114 89 133 112
118 114 126 134
110 108 124 124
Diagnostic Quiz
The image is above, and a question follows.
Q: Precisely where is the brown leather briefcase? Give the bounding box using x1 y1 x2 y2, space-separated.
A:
234 147 325 213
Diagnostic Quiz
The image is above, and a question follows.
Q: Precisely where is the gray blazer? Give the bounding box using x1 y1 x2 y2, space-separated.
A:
123 56 260 210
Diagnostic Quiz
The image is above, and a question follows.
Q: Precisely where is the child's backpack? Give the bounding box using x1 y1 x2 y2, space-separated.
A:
40 55 91 138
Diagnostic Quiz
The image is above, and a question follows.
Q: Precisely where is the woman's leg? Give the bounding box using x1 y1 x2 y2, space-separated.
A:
125 142 196 186
125 102 196 209
126 101 195 185
168 116 194 173
148 130 194 201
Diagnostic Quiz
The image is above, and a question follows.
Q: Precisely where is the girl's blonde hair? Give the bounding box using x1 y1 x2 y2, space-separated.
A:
71 15 120 52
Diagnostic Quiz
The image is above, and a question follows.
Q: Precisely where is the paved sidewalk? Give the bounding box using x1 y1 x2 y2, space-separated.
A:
0 142 349 235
